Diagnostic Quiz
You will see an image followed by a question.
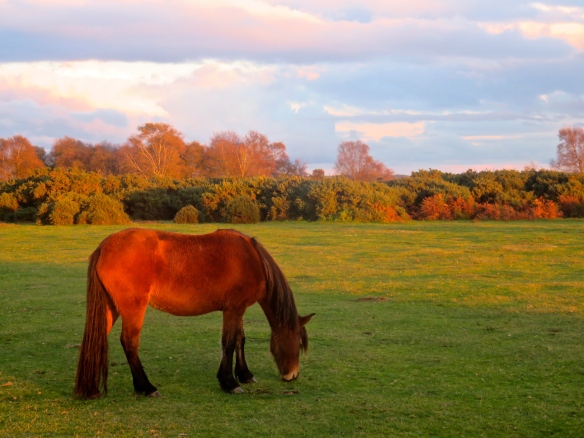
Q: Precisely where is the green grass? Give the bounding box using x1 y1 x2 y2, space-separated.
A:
1 221 583 437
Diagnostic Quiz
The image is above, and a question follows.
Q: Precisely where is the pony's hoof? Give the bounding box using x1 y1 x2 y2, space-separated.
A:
231 387 244 394
147 390 163 398
240 377 257 384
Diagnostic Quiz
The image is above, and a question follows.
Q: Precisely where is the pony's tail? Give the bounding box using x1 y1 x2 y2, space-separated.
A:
73 247 109 399
250 237 298 329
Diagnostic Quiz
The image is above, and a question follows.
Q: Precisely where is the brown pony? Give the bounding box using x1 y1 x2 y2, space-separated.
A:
74 228 314 399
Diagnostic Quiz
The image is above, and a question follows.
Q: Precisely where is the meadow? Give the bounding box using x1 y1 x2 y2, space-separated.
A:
0 221 583 437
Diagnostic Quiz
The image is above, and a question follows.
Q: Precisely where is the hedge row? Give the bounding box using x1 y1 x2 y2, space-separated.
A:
1 167 584 224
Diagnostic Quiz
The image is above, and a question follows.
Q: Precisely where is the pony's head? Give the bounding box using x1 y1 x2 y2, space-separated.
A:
270 313 315 381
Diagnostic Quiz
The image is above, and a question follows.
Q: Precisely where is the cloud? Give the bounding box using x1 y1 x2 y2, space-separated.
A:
336 121 425 141
0 1 582 173
0 0 578 64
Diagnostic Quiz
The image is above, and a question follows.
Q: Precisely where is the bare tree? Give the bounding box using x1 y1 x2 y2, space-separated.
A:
335 140 394 182
551 127 584 173
205 130 292 178
120 123 187 178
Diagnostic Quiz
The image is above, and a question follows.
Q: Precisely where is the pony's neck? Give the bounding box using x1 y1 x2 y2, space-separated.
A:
259 298 298 332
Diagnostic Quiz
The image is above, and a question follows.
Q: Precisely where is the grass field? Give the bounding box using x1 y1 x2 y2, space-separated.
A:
1 221 583 437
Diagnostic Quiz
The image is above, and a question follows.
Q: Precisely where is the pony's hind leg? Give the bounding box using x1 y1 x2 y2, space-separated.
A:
106 302 119 335
120 310 160 397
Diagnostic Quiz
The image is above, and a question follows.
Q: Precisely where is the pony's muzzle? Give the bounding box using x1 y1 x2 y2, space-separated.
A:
282 370 299 382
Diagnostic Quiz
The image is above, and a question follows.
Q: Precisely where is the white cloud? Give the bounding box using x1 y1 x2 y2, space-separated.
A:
336 121 425 141
288 101 307 113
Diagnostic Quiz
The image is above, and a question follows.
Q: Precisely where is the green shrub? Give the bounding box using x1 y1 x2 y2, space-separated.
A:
174 205 200 224
38 194 81 225
77 194 131 225
224 196 260 224
124 188 176 220
13 207 37 222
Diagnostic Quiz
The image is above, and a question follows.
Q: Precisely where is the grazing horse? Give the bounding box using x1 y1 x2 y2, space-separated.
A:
74 228 314 399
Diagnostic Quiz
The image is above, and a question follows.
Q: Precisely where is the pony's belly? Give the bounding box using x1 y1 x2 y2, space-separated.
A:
148 288 221 316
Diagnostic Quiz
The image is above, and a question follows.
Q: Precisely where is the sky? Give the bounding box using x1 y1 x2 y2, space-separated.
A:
1 1 583 174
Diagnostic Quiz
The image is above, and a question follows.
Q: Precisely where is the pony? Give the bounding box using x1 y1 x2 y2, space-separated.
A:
73 228 314 399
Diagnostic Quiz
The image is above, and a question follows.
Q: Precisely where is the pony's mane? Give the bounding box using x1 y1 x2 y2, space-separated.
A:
249 236 298 329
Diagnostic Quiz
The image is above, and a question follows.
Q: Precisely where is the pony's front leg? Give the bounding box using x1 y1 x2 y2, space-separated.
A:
217 310 244 394
235 333 256 384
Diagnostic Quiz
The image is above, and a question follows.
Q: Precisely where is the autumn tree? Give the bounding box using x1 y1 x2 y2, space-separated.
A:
182 140 206 177
89 141 121 175
310 169 325 179
50 136 94 170
120 123 187 178
335 140 394 182
205 130 293 178
551 126 584 173
0 135 45 180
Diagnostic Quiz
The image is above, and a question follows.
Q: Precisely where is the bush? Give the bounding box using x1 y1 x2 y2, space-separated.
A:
124 188 176 220
557 195 584 218
224 196 260 224
77 194 131 225
529 198 562 219
38 195 81 225
174 205 200 224
0 192 19 221
13 207 37 222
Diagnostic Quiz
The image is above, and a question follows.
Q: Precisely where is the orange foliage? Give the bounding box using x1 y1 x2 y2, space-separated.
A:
372 203 404 222
529 198 562 219
419 194 448 220
474 203 523 221
418 195 474 220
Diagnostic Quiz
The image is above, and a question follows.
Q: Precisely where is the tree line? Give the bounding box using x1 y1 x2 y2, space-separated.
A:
1 166 584 225
0 123 395 182
0 123 310 180
3 123 582 182
1 124 583 224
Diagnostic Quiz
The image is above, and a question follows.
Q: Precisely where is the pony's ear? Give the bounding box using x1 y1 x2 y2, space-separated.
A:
299 313 315 327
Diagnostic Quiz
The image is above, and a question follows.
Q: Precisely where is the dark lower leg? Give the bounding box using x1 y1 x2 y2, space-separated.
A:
121 336 158 396
217 338 239 393
235 336 255 383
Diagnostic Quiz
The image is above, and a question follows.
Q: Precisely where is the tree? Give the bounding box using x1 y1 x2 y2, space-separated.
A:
34 146 50 166
551 127 584 173
275 156 308 177
182 141 206 177
120 123 187 178
50 136 94 170
0 135 45 180
310 169 325 179
334 140 394 182
89 141 121 175
205 130 291 178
